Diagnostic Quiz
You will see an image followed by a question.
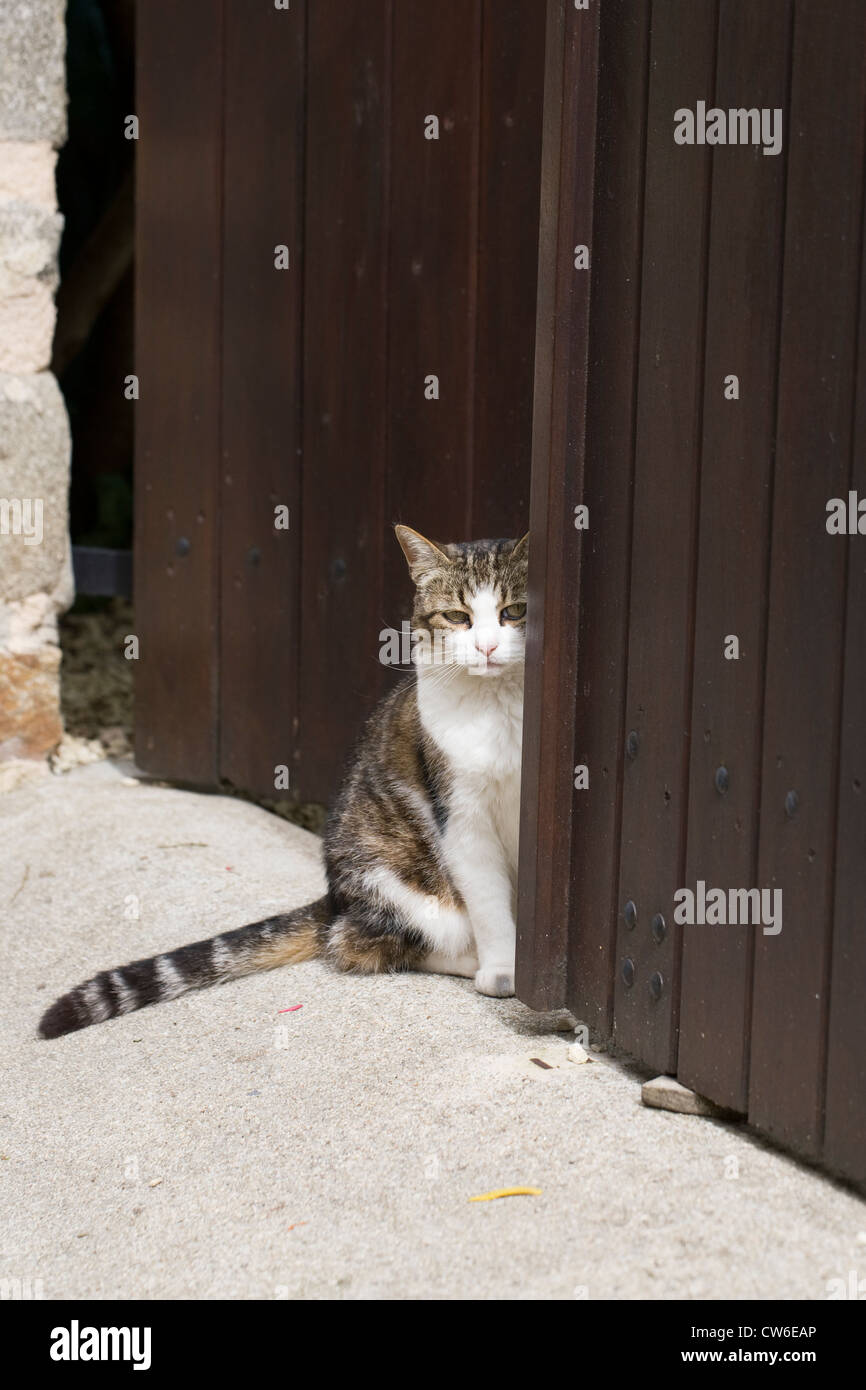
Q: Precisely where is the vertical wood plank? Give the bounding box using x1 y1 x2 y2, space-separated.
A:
134 0 224 785
612 0 718 1070
296 0 391 803
565 0 650 1032
219 0 306 800
516 0 600 1010
678 0 793 1112
749 0 866 1157
471 0 545 541
385 0 482 625
823 221 866 1178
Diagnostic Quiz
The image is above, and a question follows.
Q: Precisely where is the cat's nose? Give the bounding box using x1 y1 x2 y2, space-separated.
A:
475 638 499 657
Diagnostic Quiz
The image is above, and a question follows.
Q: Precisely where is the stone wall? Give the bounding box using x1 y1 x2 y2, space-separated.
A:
0 1 72 779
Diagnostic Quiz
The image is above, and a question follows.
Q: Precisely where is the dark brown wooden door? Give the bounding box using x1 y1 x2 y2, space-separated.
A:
519 0 866 1187
135 0 545 804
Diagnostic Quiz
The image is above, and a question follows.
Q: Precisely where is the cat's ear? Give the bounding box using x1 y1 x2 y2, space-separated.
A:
510 531 530 560
394 525 449 580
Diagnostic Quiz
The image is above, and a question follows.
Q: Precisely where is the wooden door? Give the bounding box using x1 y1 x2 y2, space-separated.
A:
519 0 866 1187
135 0 545 804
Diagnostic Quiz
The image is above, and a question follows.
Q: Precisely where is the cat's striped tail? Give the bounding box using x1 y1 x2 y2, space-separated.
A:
38 896 330 1040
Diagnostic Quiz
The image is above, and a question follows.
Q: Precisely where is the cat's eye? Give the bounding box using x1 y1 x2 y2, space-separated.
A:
501 602 527 622
442 610 471 626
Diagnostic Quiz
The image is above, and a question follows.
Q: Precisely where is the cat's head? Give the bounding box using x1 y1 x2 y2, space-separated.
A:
395 525 529 677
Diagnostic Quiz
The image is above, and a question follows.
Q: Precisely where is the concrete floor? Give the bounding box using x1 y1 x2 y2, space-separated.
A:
1 759 864 1300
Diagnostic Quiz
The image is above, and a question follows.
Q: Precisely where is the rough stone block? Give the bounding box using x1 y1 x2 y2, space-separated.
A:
0 141 57 207
0 591 69 766
0 1 67 146
0 371 72 604
0 639 62 760
0 202 62 372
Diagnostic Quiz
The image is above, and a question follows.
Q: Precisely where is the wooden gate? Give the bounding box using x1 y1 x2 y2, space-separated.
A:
135 0 544 802
519 0 866 1186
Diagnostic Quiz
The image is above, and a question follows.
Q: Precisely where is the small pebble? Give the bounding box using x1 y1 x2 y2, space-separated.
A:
148 1178 163 1188
567 1042 591 1064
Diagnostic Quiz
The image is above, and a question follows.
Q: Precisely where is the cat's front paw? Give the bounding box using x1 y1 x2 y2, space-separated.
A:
474 966 515 998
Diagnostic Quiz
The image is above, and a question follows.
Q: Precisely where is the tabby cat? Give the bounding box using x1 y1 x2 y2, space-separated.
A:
39 526 528 1039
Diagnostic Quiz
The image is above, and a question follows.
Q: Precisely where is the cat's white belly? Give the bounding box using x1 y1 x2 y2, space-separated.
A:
416 655 524 994
445 762 519 854
491 771 521 874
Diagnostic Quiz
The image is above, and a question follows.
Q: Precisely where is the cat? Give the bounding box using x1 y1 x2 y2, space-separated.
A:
38 525 528 1039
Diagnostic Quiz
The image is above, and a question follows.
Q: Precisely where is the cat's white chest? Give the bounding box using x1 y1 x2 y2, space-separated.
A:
419 672 523 868
420 673 523 775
